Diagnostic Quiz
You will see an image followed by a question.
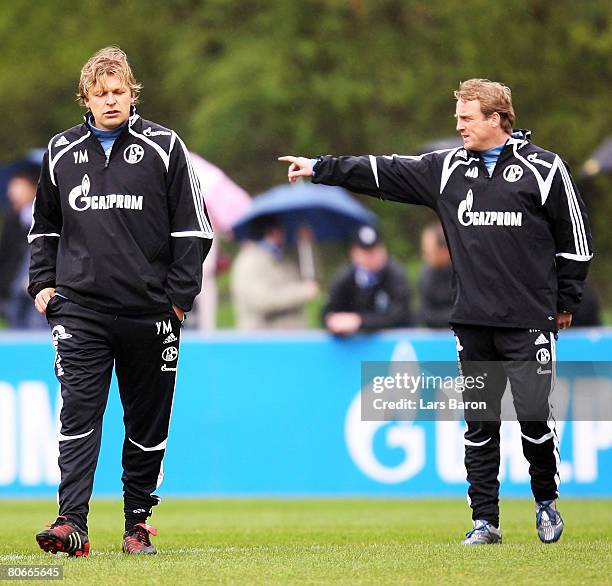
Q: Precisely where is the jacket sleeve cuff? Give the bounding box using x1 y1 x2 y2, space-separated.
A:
557 297 579 315
167 293 192 313
27 280 56 300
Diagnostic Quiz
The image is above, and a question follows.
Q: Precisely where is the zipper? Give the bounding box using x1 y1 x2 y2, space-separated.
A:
104 128 129 168
84 121 130 169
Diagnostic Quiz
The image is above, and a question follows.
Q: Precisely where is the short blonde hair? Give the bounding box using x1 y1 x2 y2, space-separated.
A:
77 46 142 106
454 79 515 133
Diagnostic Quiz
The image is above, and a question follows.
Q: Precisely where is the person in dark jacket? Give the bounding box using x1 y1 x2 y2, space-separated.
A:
280 78 593 545
29 46 213 557
417 221 453 328
0 167 44 327
323 225 412 335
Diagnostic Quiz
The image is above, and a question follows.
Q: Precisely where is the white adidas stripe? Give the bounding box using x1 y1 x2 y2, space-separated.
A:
549 332 560 494
177 137 214 237
559 162 589 258
558 163 583 256
368 155 380 188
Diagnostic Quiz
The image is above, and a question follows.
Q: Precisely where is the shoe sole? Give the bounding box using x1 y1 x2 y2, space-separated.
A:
36 533 90 557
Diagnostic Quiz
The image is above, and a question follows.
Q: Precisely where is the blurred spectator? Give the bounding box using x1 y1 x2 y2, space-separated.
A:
571 281 602 326
0 167 46 328
322 226 412 335
231 214 318 330
417 222 453 328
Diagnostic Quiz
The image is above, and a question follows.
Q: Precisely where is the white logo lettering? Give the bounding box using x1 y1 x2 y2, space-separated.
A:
73 150 88 164
54 136 69 147
162 346 178 362
156 320 173 335
124 144 144 164
68 175 142 212
455 335 463 353
51 325 72 341
527 153 553 169
68 175 91 211
503 165 523 182
536 348 551 365
143 126 172 137
465 167 478 178
457 189 522 227
51 325 72 377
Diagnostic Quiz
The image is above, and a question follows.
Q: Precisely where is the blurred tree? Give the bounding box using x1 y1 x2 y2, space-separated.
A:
0 0 610 303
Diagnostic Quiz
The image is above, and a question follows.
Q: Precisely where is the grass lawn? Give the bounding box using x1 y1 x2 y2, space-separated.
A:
1 499 610 585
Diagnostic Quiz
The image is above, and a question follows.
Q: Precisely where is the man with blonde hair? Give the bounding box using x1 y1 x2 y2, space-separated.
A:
280 79 592 545
30 47 213 555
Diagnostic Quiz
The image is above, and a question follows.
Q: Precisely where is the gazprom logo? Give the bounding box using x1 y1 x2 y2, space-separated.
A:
68 174 143 212
458 189 522 227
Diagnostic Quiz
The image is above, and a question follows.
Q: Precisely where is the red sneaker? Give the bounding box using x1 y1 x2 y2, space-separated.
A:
122 523 158 555
36 516 90 557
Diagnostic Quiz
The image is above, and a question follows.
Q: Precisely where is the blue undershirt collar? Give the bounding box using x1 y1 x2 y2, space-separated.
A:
87 115 126 158
479 143 505 177
478 131 526 176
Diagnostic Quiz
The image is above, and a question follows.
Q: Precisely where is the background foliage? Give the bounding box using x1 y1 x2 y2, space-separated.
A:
1 0 610 308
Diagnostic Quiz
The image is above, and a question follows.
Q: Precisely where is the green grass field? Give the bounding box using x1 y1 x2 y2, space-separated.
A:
1 499 610 585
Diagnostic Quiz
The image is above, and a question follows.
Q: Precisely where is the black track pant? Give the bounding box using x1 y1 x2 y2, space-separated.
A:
46 295 181 532
452 325 560 528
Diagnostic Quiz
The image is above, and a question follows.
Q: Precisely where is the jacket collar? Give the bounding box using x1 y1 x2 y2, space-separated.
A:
507 129 531 149
82 105 140 129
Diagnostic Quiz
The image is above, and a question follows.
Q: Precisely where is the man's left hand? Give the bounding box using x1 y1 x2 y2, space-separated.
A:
557 312 572 330
173 305 185 322
325 312 362 335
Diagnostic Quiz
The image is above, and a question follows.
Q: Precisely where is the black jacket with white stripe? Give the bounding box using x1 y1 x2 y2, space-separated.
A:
312 132 593 331
28 110 213 314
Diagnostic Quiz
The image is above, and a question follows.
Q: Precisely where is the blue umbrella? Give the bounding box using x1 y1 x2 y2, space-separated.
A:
231 182 378 243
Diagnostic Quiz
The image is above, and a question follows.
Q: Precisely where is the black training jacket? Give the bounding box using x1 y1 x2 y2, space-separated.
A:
28 110 213 314
312 132 593 331
322 258 413 331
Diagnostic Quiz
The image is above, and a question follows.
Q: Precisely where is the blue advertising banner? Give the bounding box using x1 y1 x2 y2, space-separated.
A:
0 329 610 497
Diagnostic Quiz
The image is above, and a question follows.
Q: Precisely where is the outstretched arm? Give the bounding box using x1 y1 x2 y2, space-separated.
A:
278 153 440 208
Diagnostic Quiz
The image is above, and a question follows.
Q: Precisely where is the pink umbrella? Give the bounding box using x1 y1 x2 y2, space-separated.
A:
190 153 251 235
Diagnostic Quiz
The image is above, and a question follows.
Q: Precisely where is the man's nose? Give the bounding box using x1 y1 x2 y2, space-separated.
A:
456 119 464 132
105 92 116 104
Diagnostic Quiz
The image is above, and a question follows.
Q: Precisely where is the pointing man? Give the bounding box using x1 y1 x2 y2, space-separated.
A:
280 79 592 544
